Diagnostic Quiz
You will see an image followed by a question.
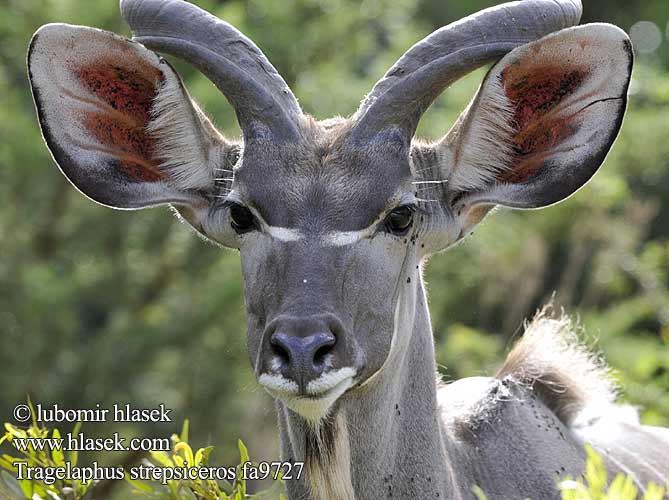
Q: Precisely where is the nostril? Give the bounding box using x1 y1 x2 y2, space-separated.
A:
270 336 291 367
269 329 337 374
313 341 335 367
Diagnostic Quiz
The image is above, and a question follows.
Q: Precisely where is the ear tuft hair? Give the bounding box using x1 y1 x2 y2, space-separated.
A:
496 307 625 427
441 74 517 192
148 74 224 191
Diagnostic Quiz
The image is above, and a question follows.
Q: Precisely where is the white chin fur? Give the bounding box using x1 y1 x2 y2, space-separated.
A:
285 377 354 423
258 368 356 422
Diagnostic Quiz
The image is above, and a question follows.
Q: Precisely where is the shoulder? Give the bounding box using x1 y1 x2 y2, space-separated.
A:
438 375 577 445
437 376 504 438
438 310 618 435
438 376 587 499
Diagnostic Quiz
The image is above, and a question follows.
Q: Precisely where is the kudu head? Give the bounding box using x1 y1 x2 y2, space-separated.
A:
28 0 632 422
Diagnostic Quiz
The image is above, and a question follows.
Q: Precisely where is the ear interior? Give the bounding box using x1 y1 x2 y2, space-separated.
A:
71 50 165 182
441 23 633 210
28 24 222 209
496 53 596 185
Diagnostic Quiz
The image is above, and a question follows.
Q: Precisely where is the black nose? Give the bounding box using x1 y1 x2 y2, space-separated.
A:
270 330 336 382
260 314 350 391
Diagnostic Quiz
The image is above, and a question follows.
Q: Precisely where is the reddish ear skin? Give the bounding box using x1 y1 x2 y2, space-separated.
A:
74 60 165 182
498 64 589 184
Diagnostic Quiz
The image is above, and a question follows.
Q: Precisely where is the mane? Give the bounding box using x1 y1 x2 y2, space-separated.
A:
304 413 355 500
496 307 636 428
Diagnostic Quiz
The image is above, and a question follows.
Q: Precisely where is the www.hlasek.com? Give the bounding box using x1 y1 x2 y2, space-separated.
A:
8 403 304 486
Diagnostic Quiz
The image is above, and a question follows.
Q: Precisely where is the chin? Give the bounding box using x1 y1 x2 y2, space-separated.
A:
259 367 356 423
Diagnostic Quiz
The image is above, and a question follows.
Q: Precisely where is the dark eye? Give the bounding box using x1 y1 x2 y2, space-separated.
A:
385 205 415 234
229 203 256 234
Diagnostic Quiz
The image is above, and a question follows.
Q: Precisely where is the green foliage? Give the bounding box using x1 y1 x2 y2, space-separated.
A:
0 401 92 499
0 415 285 500
126 420 285 500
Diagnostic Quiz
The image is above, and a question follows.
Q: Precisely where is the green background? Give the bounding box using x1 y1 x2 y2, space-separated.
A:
1 0 668 497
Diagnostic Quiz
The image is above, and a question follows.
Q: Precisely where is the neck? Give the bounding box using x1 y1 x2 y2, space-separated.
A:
276 278 459 500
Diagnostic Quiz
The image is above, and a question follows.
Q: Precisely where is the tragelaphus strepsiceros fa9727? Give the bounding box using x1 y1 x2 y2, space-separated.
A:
27 0 669 498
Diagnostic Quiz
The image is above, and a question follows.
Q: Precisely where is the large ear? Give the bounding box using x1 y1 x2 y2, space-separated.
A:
28 24 236 210
432 24 632 229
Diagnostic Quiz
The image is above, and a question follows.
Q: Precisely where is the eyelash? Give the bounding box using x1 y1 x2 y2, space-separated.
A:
228 203 257 234
384 204 417 235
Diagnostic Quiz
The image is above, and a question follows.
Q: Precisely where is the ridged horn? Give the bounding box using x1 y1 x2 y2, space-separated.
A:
351 0 582 143
120 0 304 141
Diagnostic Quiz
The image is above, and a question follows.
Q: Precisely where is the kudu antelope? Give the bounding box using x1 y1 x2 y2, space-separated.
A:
28 0 669 498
